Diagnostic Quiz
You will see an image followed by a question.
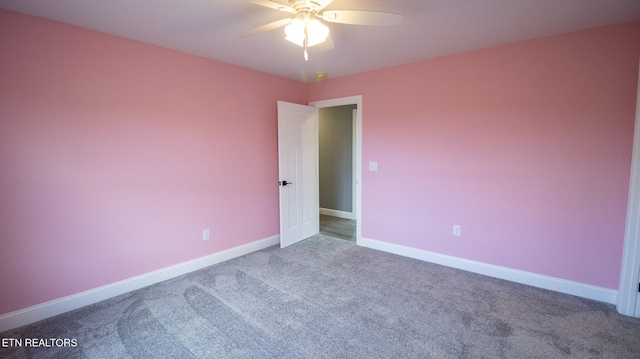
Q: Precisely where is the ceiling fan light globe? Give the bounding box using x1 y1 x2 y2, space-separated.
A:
284 17 329 48
306 19 329 47
284 18 306 46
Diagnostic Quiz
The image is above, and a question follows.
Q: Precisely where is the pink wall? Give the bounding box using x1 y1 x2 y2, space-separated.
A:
1 8 639 317
0 10 307 315
309 21 640 290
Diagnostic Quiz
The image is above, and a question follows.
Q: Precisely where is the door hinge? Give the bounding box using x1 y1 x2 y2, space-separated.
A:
638 282 640 293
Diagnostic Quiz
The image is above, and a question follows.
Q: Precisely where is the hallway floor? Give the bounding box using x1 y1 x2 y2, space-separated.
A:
319 215 356 241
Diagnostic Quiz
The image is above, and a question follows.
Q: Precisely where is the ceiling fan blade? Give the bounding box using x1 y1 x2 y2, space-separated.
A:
321 10 403 26
239 18 293 38
248 0 296 14
317 0 334 11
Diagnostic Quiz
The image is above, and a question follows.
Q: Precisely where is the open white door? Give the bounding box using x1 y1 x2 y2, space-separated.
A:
618 58 640 317
277 101 319 248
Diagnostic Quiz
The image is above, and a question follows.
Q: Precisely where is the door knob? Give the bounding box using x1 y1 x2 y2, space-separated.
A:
279 180 292 186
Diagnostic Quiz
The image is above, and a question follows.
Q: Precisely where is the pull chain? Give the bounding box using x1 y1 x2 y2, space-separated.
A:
303 25 309 61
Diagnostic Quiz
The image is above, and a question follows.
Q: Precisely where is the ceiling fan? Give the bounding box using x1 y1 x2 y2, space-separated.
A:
242 0 403 61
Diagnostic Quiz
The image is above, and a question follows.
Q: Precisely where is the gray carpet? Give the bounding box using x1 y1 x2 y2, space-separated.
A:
2 235 640 358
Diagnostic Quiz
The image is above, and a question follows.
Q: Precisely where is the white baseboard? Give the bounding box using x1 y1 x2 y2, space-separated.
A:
358 236 617 305
320 208 355 220
0 235 280 332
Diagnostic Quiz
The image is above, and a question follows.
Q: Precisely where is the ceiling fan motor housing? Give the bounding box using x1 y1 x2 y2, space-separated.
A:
288 0 332 12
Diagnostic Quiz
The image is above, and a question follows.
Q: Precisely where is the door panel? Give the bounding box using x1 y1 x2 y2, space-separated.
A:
618 59 640 317
278 101 319 247
285 148 298 230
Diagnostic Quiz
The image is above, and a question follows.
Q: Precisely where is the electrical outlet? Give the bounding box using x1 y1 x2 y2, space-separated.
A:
203 229 210 241
453 225 461 237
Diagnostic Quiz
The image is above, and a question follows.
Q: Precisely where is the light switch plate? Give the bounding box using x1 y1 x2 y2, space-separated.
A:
369 162 378 171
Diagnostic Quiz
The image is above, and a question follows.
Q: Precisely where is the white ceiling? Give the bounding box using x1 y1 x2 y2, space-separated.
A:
2 0 640 82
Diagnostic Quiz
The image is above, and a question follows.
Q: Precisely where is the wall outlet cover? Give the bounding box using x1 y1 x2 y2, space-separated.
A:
453 225 461 236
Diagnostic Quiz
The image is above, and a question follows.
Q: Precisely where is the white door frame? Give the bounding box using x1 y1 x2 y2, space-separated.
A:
352 108 358 220
310 95 363 243
618 58 640 317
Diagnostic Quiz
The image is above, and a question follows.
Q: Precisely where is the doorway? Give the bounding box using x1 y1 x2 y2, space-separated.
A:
318 104 357 241
310 96 363 243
